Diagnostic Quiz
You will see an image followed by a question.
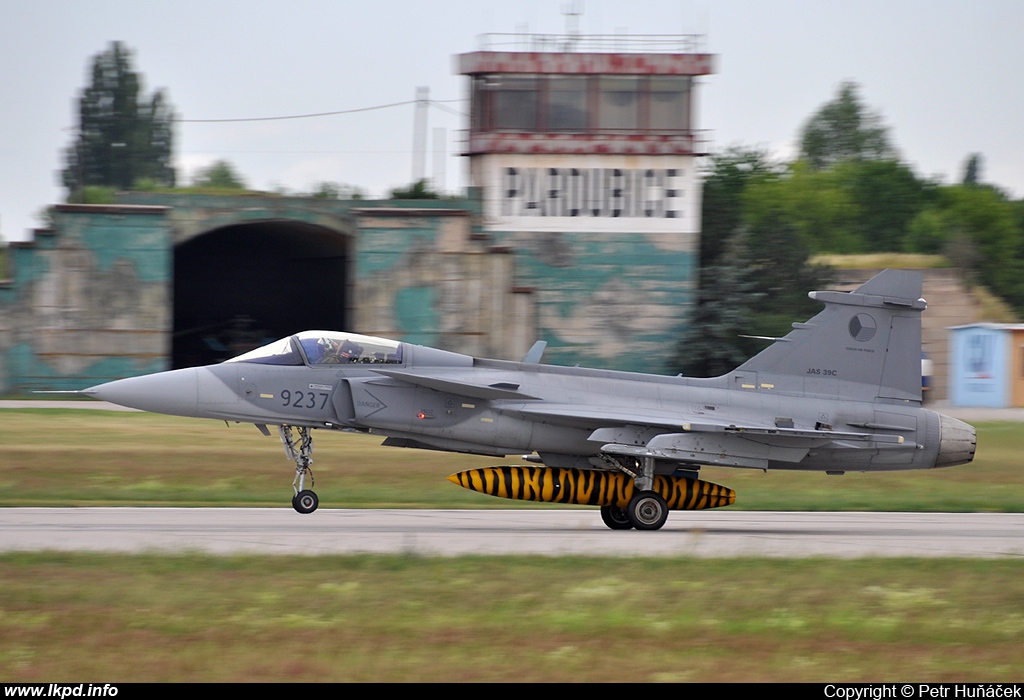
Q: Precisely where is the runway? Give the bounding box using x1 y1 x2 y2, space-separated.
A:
2 508 1022 557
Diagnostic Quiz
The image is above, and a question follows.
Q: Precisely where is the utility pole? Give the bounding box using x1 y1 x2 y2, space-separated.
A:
432 127 446 194
412 86 429 183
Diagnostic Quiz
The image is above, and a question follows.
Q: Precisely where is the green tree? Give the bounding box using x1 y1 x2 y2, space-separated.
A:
835 159 933 251
680 149 834 377
699 148 781 266
309 181 365 200
738 158 932 254
904 184 1024 311
62 42 175 193
799 82 895 170
742 211 833 340
742 160 862 253
904 208 951 255
675 243 762 377
676 220 832 377
936 187 1016 285
191 160 246 189
962 153 982 186
389 179 439 199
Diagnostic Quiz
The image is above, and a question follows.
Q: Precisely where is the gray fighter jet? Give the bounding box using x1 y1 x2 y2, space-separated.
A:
83 269 976 530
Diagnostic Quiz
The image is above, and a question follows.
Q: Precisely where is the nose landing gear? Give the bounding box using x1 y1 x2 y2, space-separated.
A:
292 489 319 514
280 425 318 514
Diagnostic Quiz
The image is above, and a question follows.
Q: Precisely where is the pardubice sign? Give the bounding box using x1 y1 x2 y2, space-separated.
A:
501 166 686 219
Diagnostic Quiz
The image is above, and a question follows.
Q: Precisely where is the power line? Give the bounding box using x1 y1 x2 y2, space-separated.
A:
178 151 438 158
429 100 468 118
175 98 466 124
175 99 415 123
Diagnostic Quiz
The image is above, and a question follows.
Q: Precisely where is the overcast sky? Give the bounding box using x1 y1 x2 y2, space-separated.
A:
2 0 1021 243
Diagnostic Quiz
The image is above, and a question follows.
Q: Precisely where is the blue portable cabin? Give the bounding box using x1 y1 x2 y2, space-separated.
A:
948 323 1024 407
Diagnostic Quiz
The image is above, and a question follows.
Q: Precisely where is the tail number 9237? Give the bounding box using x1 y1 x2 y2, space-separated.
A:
281 390 330 410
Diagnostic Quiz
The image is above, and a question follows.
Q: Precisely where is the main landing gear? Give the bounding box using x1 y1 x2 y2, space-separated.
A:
599 491 670 531
599 505 633 530
625 490 669 530
280 425 318 514
599 455 670 531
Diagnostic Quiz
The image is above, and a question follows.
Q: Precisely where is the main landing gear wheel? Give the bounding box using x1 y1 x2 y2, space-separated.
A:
293 490 319 514
627 490 669 531
600 505 634 530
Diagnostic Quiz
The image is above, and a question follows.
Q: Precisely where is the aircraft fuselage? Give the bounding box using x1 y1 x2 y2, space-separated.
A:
92 350 972 474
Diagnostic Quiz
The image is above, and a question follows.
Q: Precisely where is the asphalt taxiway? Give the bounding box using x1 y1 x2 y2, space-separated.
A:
2 508 1021 557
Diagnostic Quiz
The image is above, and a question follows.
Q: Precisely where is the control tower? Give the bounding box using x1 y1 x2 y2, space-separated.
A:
457 34 715 371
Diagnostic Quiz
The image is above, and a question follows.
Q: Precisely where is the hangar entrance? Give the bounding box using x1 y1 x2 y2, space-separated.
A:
173 220 351 368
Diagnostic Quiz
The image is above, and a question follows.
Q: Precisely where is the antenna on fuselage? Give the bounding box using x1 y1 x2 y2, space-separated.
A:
522 341 547 364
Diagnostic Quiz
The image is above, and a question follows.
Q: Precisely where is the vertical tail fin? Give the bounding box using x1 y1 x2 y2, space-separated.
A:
732 269 925 401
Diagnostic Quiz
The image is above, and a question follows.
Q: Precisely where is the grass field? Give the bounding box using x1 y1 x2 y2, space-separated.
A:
0 409 1020 511
1 553 1022 682
2 409 1021 682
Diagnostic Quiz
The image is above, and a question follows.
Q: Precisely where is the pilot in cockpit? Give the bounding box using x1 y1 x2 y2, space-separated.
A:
319 338 363 364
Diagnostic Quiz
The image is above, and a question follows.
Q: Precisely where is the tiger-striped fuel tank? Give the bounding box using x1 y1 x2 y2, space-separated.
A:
447 466 735 510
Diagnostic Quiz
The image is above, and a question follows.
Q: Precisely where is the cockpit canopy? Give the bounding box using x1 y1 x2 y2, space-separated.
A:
227 331 404 367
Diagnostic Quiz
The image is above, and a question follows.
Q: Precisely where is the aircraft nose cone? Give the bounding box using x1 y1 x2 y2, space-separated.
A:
87 367 200 417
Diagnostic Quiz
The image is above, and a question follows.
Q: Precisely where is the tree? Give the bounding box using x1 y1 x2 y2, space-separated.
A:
742 211 833 340
699 148 781 266
191 160 246 190
679 149 834 377
309 181 365 200
675 238 762 377
799 82 895 170
834 159 933 251
62 42 175 193
962 153 982 186
389 179 439 199
675 219 833 378
912 186 1021 301
742 160 862 253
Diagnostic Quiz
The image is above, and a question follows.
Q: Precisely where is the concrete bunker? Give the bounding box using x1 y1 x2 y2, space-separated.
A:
173 219 351 368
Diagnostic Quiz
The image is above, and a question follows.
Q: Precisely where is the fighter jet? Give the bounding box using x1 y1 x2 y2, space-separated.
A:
82 269 976 530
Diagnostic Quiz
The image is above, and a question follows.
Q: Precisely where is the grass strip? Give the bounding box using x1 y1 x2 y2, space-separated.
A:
1 553 1021 682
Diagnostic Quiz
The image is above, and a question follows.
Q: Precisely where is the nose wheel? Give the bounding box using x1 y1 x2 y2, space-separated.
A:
280 425 319 514
292 490 319 514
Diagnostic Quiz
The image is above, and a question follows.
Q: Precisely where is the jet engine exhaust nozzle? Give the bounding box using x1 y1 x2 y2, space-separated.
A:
935 413 977 468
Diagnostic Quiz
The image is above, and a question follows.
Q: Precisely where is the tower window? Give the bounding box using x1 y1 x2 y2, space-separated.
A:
547 77 588 131
473 74 693 134
597 77 640 130
649 77 691 131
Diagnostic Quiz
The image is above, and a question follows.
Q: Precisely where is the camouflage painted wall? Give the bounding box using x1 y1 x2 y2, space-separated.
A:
0 205 171 392
118 192 357 246
488 227 696 372
0 189 695 392
353 207 535 360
